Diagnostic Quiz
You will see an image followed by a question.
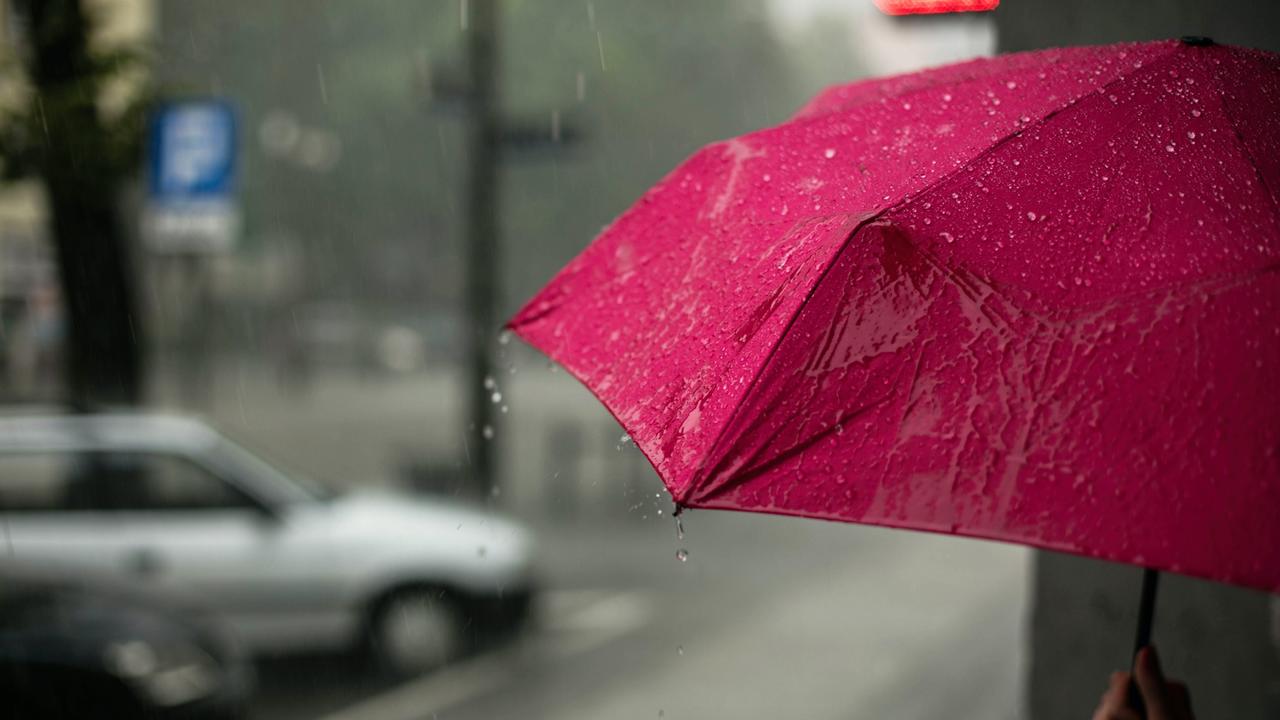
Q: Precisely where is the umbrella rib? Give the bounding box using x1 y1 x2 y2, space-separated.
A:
690 390 897 506
682 45 1186 508
1205 52 1280 225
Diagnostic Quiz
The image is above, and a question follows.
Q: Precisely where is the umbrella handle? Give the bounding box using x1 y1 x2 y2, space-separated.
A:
1127 568 1161 717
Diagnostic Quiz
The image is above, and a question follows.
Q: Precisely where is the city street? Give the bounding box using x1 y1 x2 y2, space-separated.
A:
159 365 1030 720
250 512 1029 720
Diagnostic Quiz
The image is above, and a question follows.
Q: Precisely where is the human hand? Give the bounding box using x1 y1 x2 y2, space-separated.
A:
1092 647 1194 720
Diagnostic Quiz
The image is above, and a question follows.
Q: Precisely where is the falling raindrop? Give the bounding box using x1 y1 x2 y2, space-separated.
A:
677 645 684 656
676 548 689 562
498 330 512 345
484 375 496 390
482 424 494 440
675 515 685 541
491 391 502 403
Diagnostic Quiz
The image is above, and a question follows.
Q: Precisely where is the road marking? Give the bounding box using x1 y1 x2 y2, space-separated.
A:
543 590 653 658
316 590 651 720
317 653 512 720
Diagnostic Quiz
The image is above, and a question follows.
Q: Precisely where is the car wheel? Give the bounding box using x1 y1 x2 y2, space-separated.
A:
368 588 464 677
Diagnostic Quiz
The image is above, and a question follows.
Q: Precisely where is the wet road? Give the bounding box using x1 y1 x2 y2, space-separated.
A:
250 512 1029 720
150 366 1028 719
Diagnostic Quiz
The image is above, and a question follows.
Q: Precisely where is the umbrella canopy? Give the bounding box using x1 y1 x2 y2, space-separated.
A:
509 40 1280 593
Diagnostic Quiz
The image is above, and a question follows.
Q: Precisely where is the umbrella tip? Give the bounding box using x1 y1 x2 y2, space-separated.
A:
1179 35 1215 46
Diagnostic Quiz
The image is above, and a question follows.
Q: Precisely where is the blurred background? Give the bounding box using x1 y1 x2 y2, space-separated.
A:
0 1 1276 718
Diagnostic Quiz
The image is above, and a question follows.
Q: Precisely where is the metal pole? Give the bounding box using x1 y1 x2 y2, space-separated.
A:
1127 567 1160 716
463 0 500 497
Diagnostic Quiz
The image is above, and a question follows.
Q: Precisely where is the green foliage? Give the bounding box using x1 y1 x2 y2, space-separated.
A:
0 9 153 185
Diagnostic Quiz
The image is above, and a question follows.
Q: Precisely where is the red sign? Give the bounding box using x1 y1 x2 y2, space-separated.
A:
874 0 999 15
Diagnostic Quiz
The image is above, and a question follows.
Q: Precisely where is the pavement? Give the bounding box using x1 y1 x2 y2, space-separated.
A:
248 512 1029 720
150 363 1031 719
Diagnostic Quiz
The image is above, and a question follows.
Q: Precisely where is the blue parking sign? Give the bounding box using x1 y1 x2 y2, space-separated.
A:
145 101 239 252
149 101 236 200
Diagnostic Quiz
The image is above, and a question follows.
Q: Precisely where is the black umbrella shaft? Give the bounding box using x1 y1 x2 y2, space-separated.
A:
1127 568 1160 716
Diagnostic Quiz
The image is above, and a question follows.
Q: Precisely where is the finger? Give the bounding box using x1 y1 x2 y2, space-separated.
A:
1165 680 1193 720
1094 672 1139 720
1135 646 1172 718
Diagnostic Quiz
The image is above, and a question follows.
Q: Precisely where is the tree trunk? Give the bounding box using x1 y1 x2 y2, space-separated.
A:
19 0 146 408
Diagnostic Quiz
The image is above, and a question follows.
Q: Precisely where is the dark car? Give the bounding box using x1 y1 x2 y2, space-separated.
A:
0 567 254 719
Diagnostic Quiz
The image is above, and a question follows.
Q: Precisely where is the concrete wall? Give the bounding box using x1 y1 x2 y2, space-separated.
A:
996 0 1280 54
1029 553 1278 719
992 2 1280 718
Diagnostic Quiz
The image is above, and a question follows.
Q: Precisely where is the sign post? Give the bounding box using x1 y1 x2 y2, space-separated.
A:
144 100 238 406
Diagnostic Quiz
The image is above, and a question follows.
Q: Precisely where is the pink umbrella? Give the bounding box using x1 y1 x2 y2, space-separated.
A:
510 38 1279 617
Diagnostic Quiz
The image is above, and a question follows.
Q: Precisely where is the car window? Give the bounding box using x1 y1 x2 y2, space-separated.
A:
0 450 257 512
0 453 78 512
77 452 258 512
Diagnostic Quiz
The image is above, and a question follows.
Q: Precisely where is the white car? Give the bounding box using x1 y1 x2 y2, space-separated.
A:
0 413 536 676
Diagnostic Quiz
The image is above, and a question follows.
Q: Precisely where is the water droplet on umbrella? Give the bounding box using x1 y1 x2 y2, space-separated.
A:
824 148 836 159
1191 108 1202 117
676 548 689 562
1187 131 1196 140
1006 80 1018 90
1166 144 1176 152
1026 211 1037 221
